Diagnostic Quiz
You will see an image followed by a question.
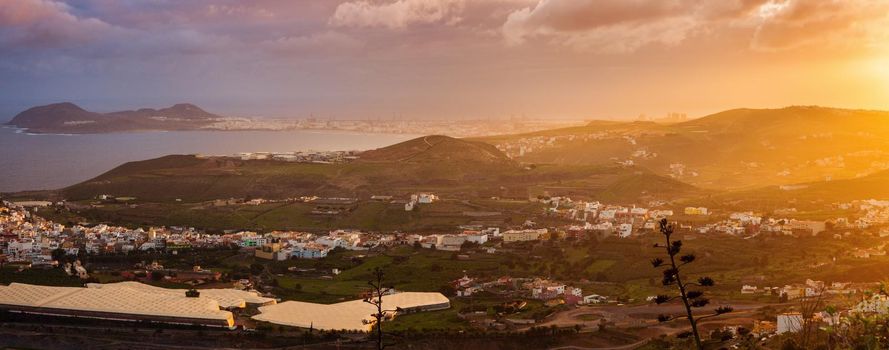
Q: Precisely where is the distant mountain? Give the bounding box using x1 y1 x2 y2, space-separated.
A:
478 106 889 190
6 102 224 133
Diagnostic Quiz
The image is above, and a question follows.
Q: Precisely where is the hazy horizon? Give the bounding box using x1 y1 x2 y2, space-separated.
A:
3 0 889 120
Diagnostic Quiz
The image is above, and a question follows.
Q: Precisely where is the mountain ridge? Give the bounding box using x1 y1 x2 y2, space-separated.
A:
478 106 889 190
7 102 223 133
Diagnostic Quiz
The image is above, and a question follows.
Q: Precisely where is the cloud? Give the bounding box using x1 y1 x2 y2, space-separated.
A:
502 0 702 53
329 0 466 29
500 0 767 53
501 0 889 53
261 31 362 54
751 0 889 51
0 0 113 49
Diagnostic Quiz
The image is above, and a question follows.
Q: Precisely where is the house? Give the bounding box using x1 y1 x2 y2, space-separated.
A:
502 229 547 243
741 285 758 294
292 243 330 259
618 223 633 238
582 294 608 304
462 231 488 244
853 295 889 314
684 207 709 215
566 287 583 297
417 193 437 204
788 220 827 235
630 207 648 216
777 313 803 334
255 242 288 261
439 235 466 251
528 280 565 300
781 285 805 299
452 275 474 289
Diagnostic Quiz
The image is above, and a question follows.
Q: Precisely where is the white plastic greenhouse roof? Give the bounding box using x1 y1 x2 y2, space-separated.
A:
86 281 276 308
0 282 233 325
253 292 449 331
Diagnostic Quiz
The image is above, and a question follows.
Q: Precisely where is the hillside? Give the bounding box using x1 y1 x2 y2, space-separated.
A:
478 106 889 190
360 135 514 165
53 135 702 204
702 169 889 211
7 102 223 133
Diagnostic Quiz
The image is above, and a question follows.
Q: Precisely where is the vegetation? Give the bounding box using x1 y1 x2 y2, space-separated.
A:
364 267 397 350
476 106 889 191
651 219 731 349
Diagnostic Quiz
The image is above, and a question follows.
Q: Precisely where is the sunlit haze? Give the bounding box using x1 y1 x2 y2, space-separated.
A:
2 0 889 119
7 2 889 349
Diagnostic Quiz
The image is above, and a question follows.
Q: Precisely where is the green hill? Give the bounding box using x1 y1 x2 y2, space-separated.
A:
478 106 889 190
360 135 513 165
706 169 889 211
56 136 701 204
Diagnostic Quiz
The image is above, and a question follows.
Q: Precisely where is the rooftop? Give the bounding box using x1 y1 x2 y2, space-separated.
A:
253 292 449 331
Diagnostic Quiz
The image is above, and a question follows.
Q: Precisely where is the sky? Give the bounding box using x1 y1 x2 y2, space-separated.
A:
2 0 889 121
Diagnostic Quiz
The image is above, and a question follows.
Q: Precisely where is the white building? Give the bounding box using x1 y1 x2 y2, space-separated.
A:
777 313 803 334
315 236 347 249
853 295 889 314
463 232 488 244
417 193 438 204
291 243 330 259
502 229 547 243
618 223 633 238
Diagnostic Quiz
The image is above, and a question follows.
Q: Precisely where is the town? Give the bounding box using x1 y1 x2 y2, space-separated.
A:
5 191 889 347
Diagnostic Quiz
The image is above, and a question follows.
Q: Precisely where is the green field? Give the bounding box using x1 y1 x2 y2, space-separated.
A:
5 229 889 332
37 198 546 233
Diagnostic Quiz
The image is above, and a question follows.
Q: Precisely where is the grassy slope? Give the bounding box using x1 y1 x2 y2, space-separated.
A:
57 136 702 204
698 169 889 211
477 106 889 191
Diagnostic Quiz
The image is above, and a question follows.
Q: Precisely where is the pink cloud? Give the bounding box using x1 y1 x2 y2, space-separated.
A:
329 0 466 29
751 0 889 51
501 0 889 53
0 0 112 48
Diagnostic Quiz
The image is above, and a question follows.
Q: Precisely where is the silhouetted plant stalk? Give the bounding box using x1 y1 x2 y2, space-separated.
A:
363 267 402 350
651 219 732 350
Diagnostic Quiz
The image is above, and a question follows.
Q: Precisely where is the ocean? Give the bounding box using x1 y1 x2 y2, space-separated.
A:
0 127 418 192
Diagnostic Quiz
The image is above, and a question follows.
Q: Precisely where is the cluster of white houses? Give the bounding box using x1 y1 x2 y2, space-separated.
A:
5 195 889 268
452 275 608 306
196 150 360 164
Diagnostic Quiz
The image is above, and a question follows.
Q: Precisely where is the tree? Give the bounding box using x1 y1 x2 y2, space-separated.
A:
150 270 166 281
651 219 732 350
249 263 265 276
50 248 67 263
363 267 402 350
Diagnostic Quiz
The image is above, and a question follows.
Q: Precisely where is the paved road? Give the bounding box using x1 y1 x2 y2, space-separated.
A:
538 301 774 350
549 340 649 350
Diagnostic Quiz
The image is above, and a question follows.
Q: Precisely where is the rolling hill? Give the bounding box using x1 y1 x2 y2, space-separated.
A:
7 102 223 133
703 169 889 212
360 135 513 165
54 135 702 204
477 106 889 190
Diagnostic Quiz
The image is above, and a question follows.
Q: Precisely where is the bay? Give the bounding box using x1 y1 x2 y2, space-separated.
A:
0 127 418 192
